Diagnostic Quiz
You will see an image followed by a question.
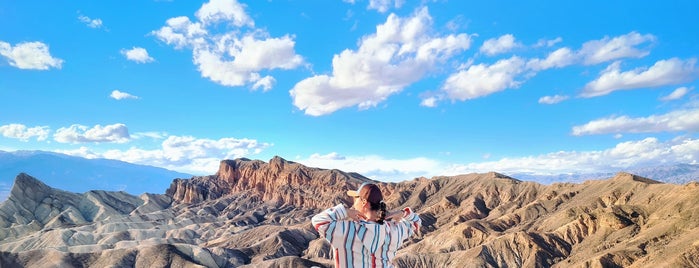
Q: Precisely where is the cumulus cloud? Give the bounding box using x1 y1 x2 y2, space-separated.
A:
0 41 63 70
480 34 521 56
78 15 103 28
538 94 569 104
152 0 303 90
60 135 272 175
660 86 691 101
110 90 139 100
572 108 699 136
54 124 131 143
440 56 526 101
581 58 699 98
120 47 154 63
290 7 471 116
0 124 50 141
195 0 253 27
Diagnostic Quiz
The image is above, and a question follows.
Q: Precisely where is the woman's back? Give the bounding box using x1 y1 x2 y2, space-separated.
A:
312 204 421 268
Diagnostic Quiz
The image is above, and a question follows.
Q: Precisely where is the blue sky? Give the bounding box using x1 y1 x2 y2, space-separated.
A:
1 0 699 183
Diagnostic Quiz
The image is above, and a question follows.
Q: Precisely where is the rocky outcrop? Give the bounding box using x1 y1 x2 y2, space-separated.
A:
0 173 154 236
166 156 375 208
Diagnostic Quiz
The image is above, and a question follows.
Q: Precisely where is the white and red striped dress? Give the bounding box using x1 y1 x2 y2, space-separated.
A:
311 204 422 268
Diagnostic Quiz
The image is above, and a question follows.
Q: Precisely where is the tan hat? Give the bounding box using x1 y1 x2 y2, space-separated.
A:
347 182 384 207
346 182 370 197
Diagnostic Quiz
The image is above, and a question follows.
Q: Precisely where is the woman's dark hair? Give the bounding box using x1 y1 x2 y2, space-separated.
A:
359 183 388 224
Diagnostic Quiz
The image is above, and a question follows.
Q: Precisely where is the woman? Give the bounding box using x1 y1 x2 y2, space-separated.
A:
311 182 421 268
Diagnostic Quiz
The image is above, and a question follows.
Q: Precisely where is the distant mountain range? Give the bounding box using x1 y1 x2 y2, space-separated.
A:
0 150 193 201
510 163 699 185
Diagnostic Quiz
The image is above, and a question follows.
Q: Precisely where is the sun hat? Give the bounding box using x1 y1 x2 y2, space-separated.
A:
346 182 370 197
347 182 383 206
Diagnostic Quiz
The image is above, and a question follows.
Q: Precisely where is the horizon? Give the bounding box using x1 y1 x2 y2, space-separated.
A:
2 148 697 202
2 0 699 183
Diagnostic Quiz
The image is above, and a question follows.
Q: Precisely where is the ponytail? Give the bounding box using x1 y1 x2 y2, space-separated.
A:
376 200 388 225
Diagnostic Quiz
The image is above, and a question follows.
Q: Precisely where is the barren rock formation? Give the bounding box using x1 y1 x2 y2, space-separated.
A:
166 156 373 208
1 157 699 267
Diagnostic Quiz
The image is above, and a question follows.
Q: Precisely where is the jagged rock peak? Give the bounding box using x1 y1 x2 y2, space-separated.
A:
9 173 52 201
216 156 303 182
487 171 521 182
613 171 662 184
13 172 49 189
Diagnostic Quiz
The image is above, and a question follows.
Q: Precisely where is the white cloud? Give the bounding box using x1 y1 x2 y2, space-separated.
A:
419 96 439 107
193 34 302 88
538 94 569 104
660 86 691 101
526 47 577 71
295 136 699 180
60 135 272 175
78 15 103 28
444 137 699 175
152 16 207 49
578 31 655 65
0 124 50 141
440 56 526 101
422 32 659 106
367 0 405 13
581 58 699 98
195 0 253 27
251 75 275 91
527 32 656 72
120 47 154 63
298 152 441 182
572 108 699 136
534 37 562 48
0 41 63 70
153 0 303 90
131 131 168 139
480 34 520 56
54 124 131 143
110 90 139 100
290 7 471 116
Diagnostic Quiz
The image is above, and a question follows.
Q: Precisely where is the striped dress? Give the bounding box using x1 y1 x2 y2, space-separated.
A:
311 204 422 268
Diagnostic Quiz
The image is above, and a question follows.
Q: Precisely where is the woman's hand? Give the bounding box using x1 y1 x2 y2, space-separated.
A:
347 208 366 221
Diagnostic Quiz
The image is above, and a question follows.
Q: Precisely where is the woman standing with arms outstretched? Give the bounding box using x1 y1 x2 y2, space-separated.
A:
311 182 422 268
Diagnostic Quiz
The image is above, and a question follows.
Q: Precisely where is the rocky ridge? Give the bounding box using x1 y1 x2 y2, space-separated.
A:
0 156 698 267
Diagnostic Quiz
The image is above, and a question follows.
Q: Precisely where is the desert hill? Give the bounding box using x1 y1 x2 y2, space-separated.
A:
1 156 698 267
